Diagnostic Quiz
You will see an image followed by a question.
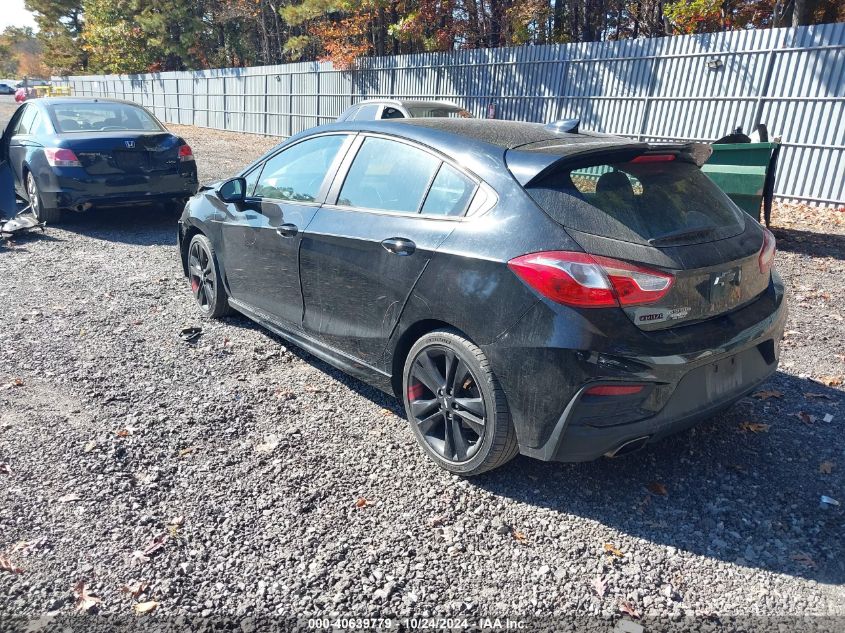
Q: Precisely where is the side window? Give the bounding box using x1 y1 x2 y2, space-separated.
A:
30 111 50 135
381 107 405 120
243 164 263 197
253 135 347 203
353 104 380 120
14 106 37 135
421 164 476 216
338 137 440 213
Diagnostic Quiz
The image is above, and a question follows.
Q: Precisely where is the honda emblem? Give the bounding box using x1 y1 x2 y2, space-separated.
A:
124 140 135 149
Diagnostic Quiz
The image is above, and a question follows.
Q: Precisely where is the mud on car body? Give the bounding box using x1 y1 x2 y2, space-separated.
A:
178 118 785 475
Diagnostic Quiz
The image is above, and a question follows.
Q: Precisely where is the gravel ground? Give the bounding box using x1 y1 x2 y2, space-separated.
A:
1 95 844 631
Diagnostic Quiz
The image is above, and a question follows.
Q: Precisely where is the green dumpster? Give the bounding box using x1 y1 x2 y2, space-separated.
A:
701 141 781 225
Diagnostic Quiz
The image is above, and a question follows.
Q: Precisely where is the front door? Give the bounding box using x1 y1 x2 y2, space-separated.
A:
218 133 352 328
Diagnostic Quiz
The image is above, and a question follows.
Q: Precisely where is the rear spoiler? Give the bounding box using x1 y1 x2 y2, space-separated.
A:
506 141 712 188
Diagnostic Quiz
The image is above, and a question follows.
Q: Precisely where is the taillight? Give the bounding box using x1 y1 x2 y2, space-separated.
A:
178 144 194 162
507 251 674 308
44 147 81 167
758 227 776 275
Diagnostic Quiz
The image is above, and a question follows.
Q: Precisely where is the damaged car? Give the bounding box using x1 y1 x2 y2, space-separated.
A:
0 97 199 223
177 118 786 475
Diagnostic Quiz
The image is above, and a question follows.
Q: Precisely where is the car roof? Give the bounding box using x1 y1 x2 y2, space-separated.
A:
323 117 638 154
353 99 466 110
35 97 148 108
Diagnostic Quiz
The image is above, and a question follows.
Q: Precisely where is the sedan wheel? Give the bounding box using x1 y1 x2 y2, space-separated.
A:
187 234 232 318
26 171 61 223
403 329 518 475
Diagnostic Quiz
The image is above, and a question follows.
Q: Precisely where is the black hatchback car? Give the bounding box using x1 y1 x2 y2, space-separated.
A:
178 119 785 475
0 97 198 222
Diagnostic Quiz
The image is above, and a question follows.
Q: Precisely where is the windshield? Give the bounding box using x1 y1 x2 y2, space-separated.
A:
406 105 473 118
525 158 746 246
49 103 163 133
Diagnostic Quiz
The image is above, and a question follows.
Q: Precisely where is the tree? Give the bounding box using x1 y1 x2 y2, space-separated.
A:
0 26 44 77
83 0 156 73
25 0 86 74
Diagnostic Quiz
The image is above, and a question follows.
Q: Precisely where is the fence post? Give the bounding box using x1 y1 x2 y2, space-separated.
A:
263 74 269 135
637 56 660 141
316 64 321 128
289 74 294 137
752 47 779 132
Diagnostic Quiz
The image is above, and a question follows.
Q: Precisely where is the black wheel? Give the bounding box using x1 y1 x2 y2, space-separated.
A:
403 329 519 475
26 170 61 223
187 234 232 319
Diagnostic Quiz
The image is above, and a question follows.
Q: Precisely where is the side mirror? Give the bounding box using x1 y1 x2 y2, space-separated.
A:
216 177 246 203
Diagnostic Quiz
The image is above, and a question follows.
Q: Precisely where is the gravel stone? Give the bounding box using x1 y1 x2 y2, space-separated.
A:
0 96 843 630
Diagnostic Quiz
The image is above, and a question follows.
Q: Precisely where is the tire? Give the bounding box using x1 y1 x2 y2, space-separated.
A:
26 170 62 223
187 234 233 319
402 328 519 476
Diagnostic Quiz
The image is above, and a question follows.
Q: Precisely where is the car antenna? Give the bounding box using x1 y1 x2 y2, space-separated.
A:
545 119 580 135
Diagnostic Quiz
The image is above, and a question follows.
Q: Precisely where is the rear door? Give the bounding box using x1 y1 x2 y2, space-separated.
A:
521 154 771 330
300 135 477 365
217 133 353 327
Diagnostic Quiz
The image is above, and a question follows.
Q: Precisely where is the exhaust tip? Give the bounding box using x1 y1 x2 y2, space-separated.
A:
605 436 650 458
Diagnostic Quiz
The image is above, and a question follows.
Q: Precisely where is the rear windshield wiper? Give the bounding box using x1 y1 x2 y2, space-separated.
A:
649 227 716 245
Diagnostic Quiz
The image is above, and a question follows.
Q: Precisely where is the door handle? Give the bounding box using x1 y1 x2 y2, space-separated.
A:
276 223 298 237
381 237 416 256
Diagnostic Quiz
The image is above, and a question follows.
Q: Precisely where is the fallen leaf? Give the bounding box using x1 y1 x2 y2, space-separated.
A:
818 376 843 387
819 461 834 474
752 390 783 400
120 581 148 598
647 481 668 496
591 575 607 597
178 447 196 457
512 530 528 543
804 392 833 400
604 543 624 558
58 493 81 503
12 378 24 387
619 600 641 619
73 580 102 613
794 412 816 425
0 555 23 574
738 421 770 433
116 429 131 438
133 600 159 615
354 497 371 508
142 534 167 557
791 552 817 569
380 408 393 417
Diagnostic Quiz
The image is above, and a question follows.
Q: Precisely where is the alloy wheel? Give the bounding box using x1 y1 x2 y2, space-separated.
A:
26 173 40 218
407 346 487 462
188 240 216 312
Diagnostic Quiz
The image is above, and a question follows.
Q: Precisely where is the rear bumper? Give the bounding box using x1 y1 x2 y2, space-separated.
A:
38 167 198 210
484 271 787 462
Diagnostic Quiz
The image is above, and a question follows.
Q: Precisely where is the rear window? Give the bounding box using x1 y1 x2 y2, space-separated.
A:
526 159 746 246
406 105 472 118
49 103 162 133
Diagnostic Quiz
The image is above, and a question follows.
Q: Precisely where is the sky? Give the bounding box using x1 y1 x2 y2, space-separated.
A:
0 0 37 32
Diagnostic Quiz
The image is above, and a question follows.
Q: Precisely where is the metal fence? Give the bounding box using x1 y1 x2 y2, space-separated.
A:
55 23 845 205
